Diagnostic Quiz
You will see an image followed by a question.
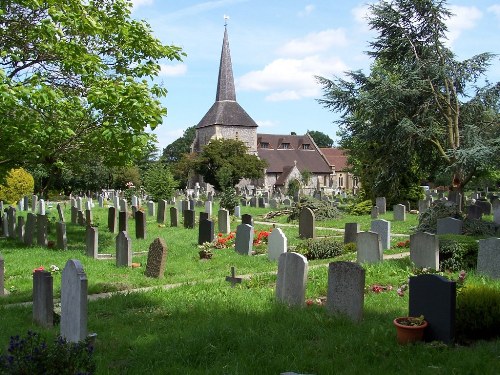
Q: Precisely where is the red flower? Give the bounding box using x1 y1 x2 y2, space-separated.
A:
33 266 45 273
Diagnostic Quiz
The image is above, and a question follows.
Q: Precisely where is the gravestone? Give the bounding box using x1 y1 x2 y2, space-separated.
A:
32 194 38 213
466 204 483 220
250 197 257 207
448 191 462 211
235 223 253 255
118 211 128 232
183 209 195 229
1 212 7 238
326 261 365 322
268 228 287 261
0 255 4 296
145 238 168 278
356 231 382 264
258 197 266 208
98 195 104 208
170 206 178 227
393 204 406 221
269 198 278 209
198 218 215 245
131 195 138 207
371 206 379 219
199 212 209 221
409 274 456 344
147 201 155 217
24 213 36 246
57 203 65 222
33 270 53 327
116 231 132 267
370 219 390 250
17 216 25 242
344 223 360 244
410 232 439 270
56 222 67 250
375 197 386 214
218 209 230 235
85 209 93 226
135 210 146 239
276 252 308 307
108 206 117 233
17 199 24 211
71 206 78 224
113 196 119 209
476 200 492 215
234 205 241 218
299 207 315 239
205 201 213 216
225 266 242 287
282 198 291 207
477 238 500 279
23 196 29 212
119 198 127 212
86 226 98 258
189 199 195 210
7 207 16 239
76 197 83 211
240 198 247 207
131 205 137 218
60 259 88 343
494 199 500 225
36 214 48 247
418 199 430 214
241 214 253 226
436 217 462 235
77 210 85 226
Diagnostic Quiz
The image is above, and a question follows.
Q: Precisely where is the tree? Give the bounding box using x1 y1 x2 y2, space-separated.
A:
161 126 196 164
192 139 267 191
0 168 34 204
317 0 500 199
0 0 185 193
142 162 177 201
307 130 334 148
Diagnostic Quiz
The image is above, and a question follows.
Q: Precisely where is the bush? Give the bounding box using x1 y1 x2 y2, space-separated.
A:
219 188 238 215
288 196 343 222
456 285 500 342
416 200 463 233
296 237 344 260
0 168 34 204
347 199 372 216
142 163 177 202
438 234 478 271
0 331 96 374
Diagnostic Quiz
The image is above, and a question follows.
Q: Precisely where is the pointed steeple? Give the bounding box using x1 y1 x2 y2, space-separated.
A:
216 27 236 102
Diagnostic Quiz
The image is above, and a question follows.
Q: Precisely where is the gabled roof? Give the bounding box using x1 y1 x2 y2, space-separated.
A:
257 133 331 174
320 148 350 171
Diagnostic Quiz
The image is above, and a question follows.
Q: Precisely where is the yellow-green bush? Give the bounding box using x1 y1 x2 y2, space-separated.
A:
0 168 34 204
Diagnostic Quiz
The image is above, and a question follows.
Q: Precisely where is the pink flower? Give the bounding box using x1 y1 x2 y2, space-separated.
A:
33 266 45 273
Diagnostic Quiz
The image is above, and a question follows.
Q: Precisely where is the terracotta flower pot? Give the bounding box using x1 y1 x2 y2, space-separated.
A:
393 317 428 344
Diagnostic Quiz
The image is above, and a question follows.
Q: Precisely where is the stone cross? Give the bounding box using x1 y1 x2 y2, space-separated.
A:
225 266 242 287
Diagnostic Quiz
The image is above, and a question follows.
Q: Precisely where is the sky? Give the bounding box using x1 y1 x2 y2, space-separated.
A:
130 0 500 152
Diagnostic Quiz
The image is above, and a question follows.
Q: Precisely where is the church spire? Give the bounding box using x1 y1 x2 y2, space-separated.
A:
216 26 236 102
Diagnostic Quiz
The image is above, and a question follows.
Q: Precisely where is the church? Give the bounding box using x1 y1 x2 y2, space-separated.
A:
191 27 357 194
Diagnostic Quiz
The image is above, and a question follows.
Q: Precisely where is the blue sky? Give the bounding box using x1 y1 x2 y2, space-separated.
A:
130 0 500 152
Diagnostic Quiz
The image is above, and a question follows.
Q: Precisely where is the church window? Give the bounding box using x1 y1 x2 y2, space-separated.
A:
338 175 344 187
302 144 310 150
279 143 290 149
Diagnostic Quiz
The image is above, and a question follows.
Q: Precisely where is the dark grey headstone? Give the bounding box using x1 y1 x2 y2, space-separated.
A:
77 210 85 226
85 226 98 258
145 238 168 278
17 216 25 242
183 209 195 229
24 213 36 246
466 204 483 220
0 255 4 296
33 270 53 327
241 214 253 226
476 200 492 215
344 223 359 244
116 231 132 267
56 222 67 250
157 199 166 224
477 238 500 279
436 217 462 235
108 206 117 233
118 211 128 232
71 206 78 224
135 210 146 239
198 218 215 245
57 203 65 223
7 207 16 239
36 214 48 247
85 209 93 226
235 223 253 255
299 207 315 239
199 212 209 222
170 206 178 227
375 197 386 214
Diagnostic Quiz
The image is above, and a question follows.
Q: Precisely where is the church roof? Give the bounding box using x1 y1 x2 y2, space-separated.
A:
197 27 258 129
320 148 350 171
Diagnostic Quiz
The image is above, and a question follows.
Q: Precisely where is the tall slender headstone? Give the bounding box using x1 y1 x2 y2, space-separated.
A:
235 223 253 255
157 200 166 224
0 255 5 296
86 226 98 258
147 201 155 217
116 231 132 267
218 209 230 235
23 196 29 212
108 206 117 233
135 210 146 239
183 209 195 229
38 199 46 215
56 221 67 250
36 214 48 247
32 194 38 213
24 213 36 246
56 203 65 223
71 206 78 224
7 207 16 239
33 270 53 327
17 216 25 242
477 238 500 279
145 238 168 278
267 228 287 261
276 252 308 307
205 201 213 217
375 197 386 214
170 206 178 227
118 211 128 232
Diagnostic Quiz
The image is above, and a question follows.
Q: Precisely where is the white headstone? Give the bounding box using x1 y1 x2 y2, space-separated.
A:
276 252 308 307
356 231 383 264
268 228 287 261
410 232 439 270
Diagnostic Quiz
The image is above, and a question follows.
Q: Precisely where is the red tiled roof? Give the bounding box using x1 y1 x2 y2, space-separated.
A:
320 148 350 171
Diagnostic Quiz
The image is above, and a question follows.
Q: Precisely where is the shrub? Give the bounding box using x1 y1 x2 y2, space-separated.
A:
416 200 463 233
288 196 343 222
219 188 237 215
343 242 357 253
347 199 373 216
142 163 177 202
456 285 500 342
0 331 96 374
438 234 478 271
296 237 344 260
0 168 34 204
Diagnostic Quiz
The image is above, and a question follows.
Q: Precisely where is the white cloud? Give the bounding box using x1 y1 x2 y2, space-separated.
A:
277 29 348 57
159 63 187 77
298 4 315 17
256 120 279 128
238 55 347 101
131 0 153 11
488 4 500 22
445 5 482 46
352 3 372 30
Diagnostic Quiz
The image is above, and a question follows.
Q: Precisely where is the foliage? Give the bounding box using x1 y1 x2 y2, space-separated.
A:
300 170 312 187
288 196 343 222
192 139 267 191
416 200 463 233
295 237 344 260
438 234 478 271
463 218 499 237
307 130 334 148
161 126 196 165
0 0 185 191
456 285 500 342
317 0 500 198
0 331 96 374
219 188 238 215
112 166 141 191
347 199 372 216
343 242 357 253
286 178 300 198
0 168 34 204
142 163 177 202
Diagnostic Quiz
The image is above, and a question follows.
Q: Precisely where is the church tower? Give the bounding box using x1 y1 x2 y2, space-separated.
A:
192 27 258 154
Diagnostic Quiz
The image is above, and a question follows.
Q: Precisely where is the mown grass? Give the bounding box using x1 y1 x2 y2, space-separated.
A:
1 200 499 374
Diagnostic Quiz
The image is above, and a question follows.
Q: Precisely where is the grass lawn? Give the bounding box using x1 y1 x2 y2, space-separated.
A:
1 201 499 374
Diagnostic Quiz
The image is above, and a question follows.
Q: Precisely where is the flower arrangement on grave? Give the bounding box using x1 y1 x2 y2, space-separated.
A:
215 232 236 249
394 315 426 327
253 229 271 246
395 239 410 248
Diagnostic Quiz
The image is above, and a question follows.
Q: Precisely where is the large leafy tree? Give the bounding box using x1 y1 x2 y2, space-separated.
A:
317 0 500 200
161 126 196 164
0 0 185 193
307 130 334 148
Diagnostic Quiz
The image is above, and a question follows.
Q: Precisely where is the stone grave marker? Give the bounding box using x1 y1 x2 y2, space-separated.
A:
205 201 213 216
85 209 93 226
250 197 257 207
371 206 379 219
356 231 382 264
299 207 315 239
145 237 168 278
241 214 253 226
60 259 88 343
36 214 48 247
370 219 390 250
199 212 209 221
409 274 456 344
23 196 29 212
77 210 85 226
17 216 25 242
0 255 5 296
131 205 137 218
234 205 241 218
119 198 127 212
56 222 67 250
24 213 36 246
113 196 119 209
198 218 215 245
170 206 178 227
269 198 278 209
148 201 155 217
268 228 287 261
258 197 266 208
476 200 492 215
225 266 242 287
98 195 104 208
33 270 53 327
135 210 146 239
493 199 500 225
326 261 365 322
477 238 500 279
276 252 308 307
235 223 253 255
393 204 406 221
131 195 138 207
344 223 359 244
218 209 230 235
108 206 117 233
71 206 78 224
375 197 386 214
116 231 132 267
283 198 291 207
32 194 38 213
1 212 7 238
118 211 128 232
57 203 65 223
184 209 195 229
418 199 430 214
86 226 98 258
76 197 83 211
466 204 483 220
7 207 16 239
410 232 439 270
436 217 462 235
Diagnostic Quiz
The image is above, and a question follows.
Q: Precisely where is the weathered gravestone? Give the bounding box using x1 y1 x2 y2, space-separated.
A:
108 206 117 233
36 214 48 247
77 210 85 226
204 201 212 216
375 197 386 214
17 216 25 242
282 198 291 207
218 209 230 235
135 210 146 239
241 214 253 226
418 199 431 214
76 197 83 211
56 222 67 251
327 261 365 322
147 201 155 217
393 204 406 221
436 217 462 235
493 199 500 225
410 232 439 270
356 231 383 264
24 213 36 246
39 199 46 215
119 198 127 213
33 270 53 327
269 198 278 209
268 228 287 261
370 219 391 250
183 209 195 229
23 196 29 212
98 195 104 208
71 206 78 225
1 212 7 238
118 211 128 232
86 226 98 258
7 207 16 239
170 206 178 227
234 205 241 218
57 203 65 223
235 223 253 255
32 194 38 213
145 238 168 278
250 197 257 208
371 206 379 219
276 252 308 307
85 209 93 227
258 197 266 208
409 274 456 344
344 223 360 245
116 231 132 267
476 200 492 215
466 204 483 220
0 255 5 296
299 207 315 239
477 238 500 279
199 212 209 222
60 259 88 343
198 218 215 245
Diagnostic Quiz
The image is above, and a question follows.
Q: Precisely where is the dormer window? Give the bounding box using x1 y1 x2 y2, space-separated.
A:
302 144 310 150
279 143 290 149
260 142 269 149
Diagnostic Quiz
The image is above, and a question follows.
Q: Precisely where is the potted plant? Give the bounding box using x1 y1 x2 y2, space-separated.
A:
393 315 428 344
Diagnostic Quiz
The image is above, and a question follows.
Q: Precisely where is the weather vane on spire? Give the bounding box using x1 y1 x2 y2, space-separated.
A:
224 14 230 27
